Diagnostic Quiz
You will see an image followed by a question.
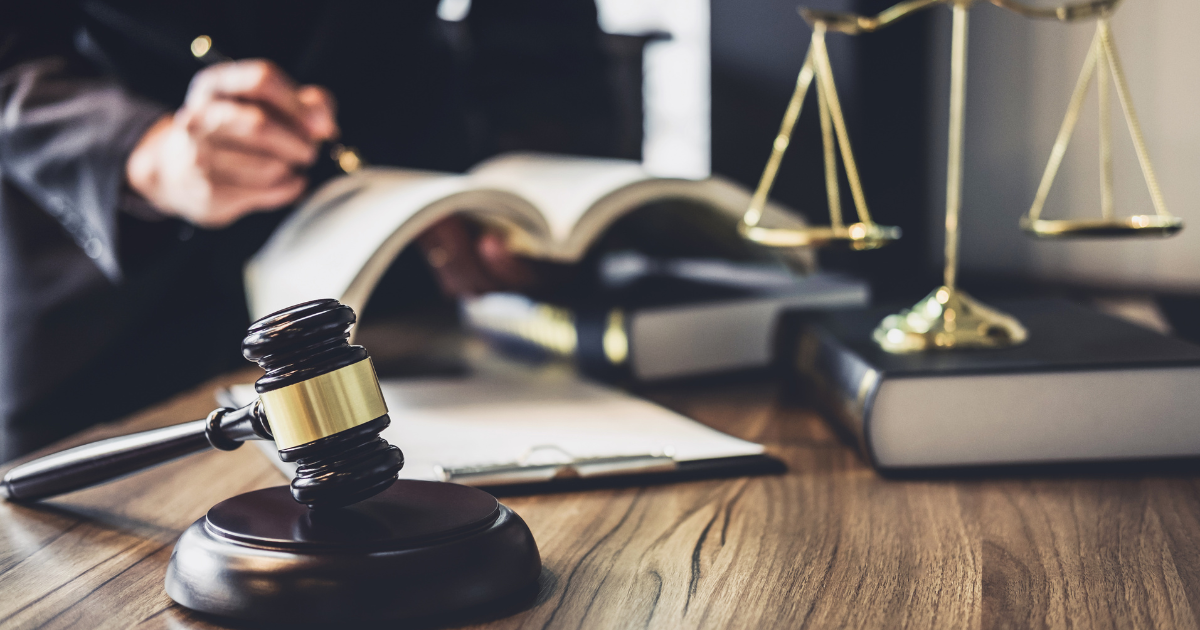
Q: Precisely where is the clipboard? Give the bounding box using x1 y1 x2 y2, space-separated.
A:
222 367 782 493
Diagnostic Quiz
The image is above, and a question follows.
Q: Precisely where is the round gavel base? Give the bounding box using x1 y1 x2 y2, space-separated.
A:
165 480 541 622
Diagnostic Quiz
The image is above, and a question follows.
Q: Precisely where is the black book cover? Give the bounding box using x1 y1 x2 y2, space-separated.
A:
787 298 1200 471
813 298 1200 378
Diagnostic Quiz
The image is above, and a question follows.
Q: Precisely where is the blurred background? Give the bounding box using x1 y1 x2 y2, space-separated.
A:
3 0 1197 460
600 0 1199 306
365 0 1200 368
932 1 1199 293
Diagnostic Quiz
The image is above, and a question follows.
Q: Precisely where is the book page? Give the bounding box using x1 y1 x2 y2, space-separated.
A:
468 153 655 244
244 168 547 319
469 153 811 263
235 370 764 484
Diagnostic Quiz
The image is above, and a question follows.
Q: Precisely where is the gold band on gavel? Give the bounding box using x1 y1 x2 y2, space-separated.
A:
258 358 388 449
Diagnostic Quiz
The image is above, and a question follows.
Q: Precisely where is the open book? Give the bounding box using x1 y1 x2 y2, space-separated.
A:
245 153 809 321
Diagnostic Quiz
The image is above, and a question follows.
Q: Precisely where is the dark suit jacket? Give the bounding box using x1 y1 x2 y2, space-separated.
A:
0 0 616 461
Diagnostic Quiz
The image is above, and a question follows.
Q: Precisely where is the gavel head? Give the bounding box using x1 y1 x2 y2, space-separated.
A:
241 299 404 508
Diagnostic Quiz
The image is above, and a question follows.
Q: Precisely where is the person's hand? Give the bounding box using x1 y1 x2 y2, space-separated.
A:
417 217 570 297
125 60 338 228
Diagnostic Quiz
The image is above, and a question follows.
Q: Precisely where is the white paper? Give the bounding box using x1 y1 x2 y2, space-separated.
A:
237 370 763 484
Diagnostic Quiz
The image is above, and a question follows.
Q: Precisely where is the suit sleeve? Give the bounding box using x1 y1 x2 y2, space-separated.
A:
0 5 169 283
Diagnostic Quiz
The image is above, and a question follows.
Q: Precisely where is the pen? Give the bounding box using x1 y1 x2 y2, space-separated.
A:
190 35 365 174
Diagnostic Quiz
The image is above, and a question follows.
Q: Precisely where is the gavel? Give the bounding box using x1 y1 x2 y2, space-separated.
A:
2 298 542 622
1 298 404 508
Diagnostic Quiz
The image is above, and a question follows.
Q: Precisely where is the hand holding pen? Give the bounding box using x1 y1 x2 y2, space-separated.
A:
125 36 354 228
191 36 365 173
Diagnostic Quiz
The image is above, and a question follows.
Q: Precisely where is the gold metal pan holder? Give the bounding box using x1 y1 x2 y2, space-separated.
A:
738 16 901 252
1017 0 1183 239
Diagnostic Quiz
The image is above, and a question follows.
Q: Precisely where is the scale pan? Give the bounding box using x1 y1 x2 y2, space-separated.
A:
1021 215 1183 238
740 222 901 251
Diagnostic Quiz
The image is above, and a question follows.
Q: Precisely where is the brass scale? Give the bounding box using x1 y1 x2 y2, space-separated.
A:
740 0 1181 353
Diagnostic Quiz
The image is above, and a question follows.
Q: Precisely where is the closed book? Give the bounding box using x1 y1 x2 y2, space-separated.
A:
793 299 1200 470
464 266 869 382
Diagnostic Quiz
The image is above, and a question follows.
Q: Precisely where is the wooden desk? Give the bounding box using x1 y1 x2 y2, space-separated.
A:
2 370 1199 629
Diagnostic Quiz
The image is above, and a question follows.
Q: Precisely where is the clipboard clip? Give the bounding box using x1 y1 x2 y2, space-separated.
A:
434 445 677 486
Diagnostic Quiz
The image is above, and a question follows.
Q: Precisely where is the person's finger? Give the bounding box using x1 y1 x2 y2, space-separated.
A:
296 85 339 142
418 218 499 296
477 232 539 290
438 260 496 296
429 246 498 296
238 174 307 210
203 176 308 227
431 247 498 296
201 146 296 188
185 100 317 166
187 60 313 138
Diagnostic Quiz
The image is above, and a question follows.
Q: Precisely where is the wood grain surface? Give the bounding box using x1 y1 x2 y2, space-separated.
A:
1 369 1198 629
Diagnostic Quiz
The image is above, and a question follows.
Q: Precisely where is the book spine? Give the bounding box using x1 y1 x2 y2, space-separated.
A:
461 297 632 380
794 325 882 463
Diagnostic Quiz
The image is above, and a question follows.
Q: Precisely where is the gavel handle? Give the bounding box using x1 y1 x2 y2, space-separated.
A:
1 401 270 502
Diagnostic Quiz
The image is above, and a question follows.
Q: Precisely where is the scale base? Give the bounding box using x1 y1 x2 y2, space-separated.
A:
165 480 540 623
874 286 1028 353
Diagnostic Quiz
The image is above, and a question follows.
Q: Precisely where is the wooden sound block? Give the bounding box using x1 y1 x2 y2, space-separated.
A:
165 480 541 622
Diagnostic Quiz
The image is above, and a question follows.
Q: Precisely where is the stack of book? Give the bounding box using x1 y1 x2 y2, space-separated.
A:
790 299 1200 471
